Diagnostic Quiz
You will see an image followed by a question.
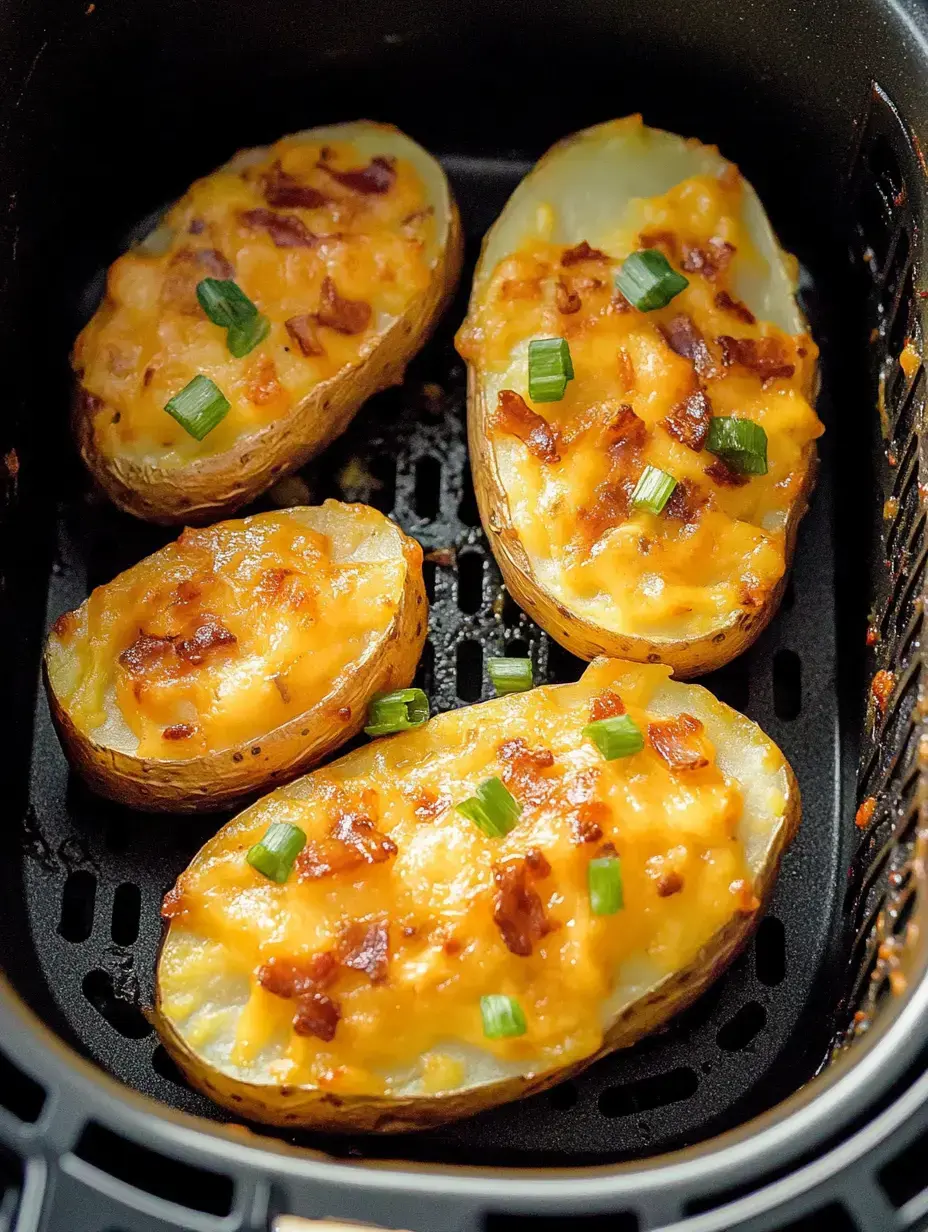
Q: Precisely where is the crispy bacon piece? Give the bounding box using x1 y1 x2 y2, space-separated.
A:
657 870 684 897
648 713 710 771
493 390 560 464
498 737 555 806
577 479 635 545
411 789 449 822
323 155 396 195
241 208 317 248
664 479 706 524
285 314 325 357
715 289 756 325
605 404 647 450
561 240 608 266
705 458 749 487
718 335 795 382
639 229 678 258
681 238 735 281
663 389 711 451
293 993 341 1041
563 769 608 844
263 160 329 209
589 689 625 722
555 278 581 314
245 356 284 406
316 276 372 335
119 633 175 676
161 248 235 312
175 620 236 665
338 920 389 983
162 723 195 740
492 857 552 956
525 848 551 878
660 314 714 378
296 812 397 880
258 954 341 1041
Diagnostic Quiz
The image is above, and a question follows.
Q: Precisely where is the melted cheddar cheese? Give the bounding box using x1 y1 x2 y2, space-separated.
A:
48 506 408 758
159 661 789 1095
457 162 824 639
74 129 437 465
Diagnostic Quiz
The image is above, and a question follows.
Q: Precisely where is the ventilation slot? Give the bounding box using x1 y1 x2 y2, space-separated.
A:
0 1050 45 1123
548 1080 578 1111
458 477 480 526
716 1000 766 1051
456 639 483 702
81 969 151 1039
598 1067 698 1117
414 638 435 695
484 1214 637 1232
0 1148 22 1232
58 869 96 942
74 1121 234 1216
414 455 441 520
880 1124 928 1207
755 915 787 986
111 882 141 946
457 550 484 614
777 1205 859 1232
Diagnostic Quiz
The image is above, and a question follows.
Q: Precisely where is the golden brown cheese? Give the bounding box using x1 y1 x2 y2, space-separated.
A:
456 170 824 638
159 661 761 1094
74 135 436 464
51 508 408 757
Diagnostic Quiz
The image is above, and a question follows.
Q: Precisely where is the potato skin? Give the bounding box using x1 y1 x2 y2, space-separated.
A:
44 529 427 814
153 719 799 1131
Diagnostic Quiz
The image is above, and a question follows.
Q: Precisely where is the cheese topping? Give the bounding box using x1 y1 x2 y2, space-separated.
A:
47 505 408 758
159 661 787 1095
456 163 824 640
74 130 437 465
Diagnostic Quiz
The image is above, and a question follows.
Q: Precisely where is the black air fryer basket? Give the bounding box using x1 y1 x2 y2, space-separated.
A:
2 0 928 1229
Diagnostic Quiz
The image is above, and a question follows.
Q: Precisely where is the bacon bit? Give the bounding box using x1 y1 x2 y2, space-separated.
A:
589 689 625 722
161 248 235 312
871 669 895 716
241 208 317 248
285 314 325 357
160 886 187 919
412 789 449 822
866 626 879 647
730 879 761 913
639 229 677 258
297 812 397 880
323 154 396 195
119 632 175 676
648 713 710 771
264 160 329 209
605 404 647 450
681 238 735 281
616 347 636 393
424 546 456 566
52 610 78 642
577 480 635 546
718 335 795 382
524 848 551 878
610 290 633 314
571 802 609 844
245 356 284 406
663 389 711 451
316 276 372 335
561 240 608 266
855 796 878 830
499 277 543 302
705 458 749 487
714 289 756 325
598 841 618 859
175 620 236 665
498 737 555 806
555 278 581 314
493 390 561 464
492 858 552 957
660 314 714 378
664 479 706 524
657 870 684 897
293 993 341 1040
443 938 462 956
188 218 205 235
338 920 389 983
258 953 336 997
163 723 195 741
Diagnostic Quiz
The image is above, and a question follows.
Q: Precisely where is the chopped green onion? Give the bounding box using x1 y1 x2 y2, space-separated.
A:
364 687 430 737
196 278 259 329
706 416 769 475
616 249 689 311
588 855 624 915
227 312 271 358
164 374 231 440
456 777 522 838
480 994 527 1038
246 822 307 883
631 465 677 514
487 657 533 695
584 714 644 760
528 337 574 403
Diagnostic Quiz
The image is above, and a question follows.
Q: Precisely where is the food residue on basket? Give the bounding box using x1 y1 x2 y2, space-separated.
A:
871 669 895 717
855 796 877 830
899 338 921 380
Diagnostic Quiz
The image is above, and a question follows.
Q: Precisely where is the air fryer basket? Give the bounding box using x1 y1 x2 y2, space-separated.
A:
1 0 928 1229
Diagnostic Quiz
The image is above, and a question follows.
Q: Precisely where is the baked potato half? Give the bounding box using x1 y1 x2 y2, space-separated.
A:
73 121 463 524
457 116 823 677
44 501 426 812
155 657 798 1130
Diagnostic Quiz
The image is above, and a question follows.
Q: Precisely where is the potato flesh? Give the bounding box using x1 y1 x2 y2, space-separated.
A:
158 659 791 1102
74 123 449 466
45 502 412 759
458 116 823 642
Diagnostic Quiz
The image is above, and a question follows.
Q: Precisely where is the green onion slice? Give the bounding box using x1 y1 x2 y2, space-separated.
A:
588 855 624 916
583 714 644 760
487 657 533 695
480 994 527 1038
246 821 307 883
631 464 677 514
456 777 522 838
227 313 271 358
196 278 259 329
706 416 769 475
364 687 430 737
164 374 231 440
616 249 689 311
528 337 574 403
